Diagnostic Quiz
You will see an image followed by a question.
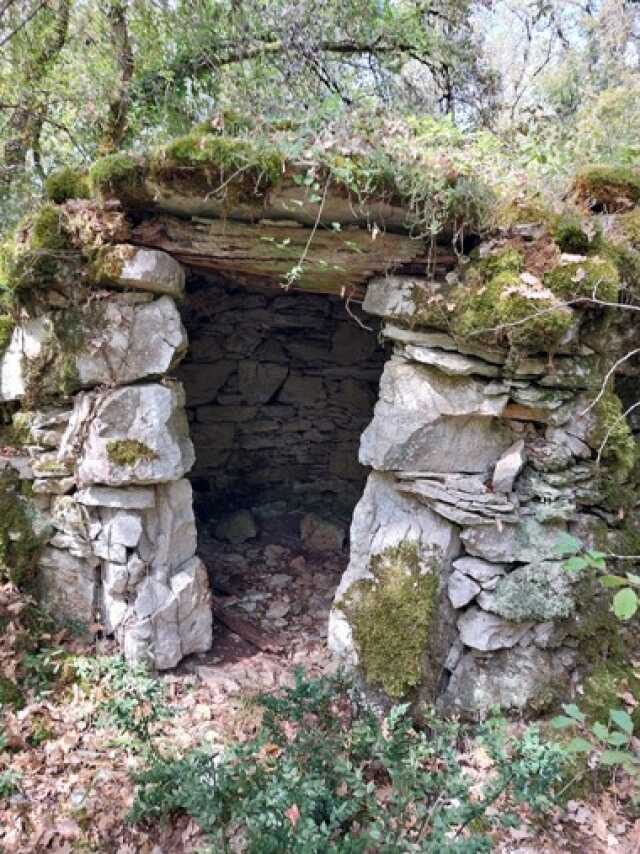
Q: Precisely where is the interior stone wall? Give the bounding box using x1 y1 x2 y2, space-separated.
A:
175 277 386 525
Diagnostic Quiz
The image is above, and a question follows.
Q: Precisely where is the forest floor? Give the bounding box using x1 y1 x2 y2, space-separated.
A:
1 518 640 852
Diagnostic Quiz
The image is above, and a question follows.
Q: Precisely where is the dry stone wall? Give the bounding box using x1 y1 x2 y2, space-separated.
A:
0 244 212 670
328 271 638 718
176 280 385 520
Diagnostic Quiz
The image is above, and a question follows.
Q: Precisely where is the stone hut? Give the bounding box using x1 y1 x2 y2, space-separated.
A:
1 134 639 717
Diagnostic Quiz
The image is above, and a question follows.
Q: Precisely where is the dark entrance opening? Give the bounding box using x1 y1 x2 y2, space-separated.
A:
175 272 386 669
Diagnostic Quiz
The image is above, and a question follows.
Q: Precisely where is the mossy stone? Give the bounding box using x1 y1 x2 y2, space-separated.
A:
0 476 44 588
590 389 638 481
543 256 620 302
553 214 592 254
341 541 439 699
107 439 157 466
89 152 146 200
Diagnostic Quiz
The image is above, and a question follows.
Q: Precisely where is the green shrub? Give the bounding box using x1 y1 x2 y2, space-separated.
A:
131 671 568 852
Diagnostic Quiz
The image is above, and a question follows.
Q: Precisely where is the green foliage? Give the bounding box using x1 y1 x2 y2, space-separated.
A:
45 167 90 203
0 315 15 355
340 541 439 699
580 663 640 730
29 204 68 253
551 702 640 785
73 655 168 742
107 439 157 467
0 675 24 709
131 671 568 851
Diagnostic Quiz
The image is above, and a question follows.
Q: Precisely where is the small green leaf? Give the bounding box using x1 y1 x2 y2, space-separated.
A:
607 731 630 747
567 737 592 754
564 556 588 572
610 709 634 735
599 749 635 767
613 588 638 621
331 222 342 231
626 573 640 586
601 575 628 588
553 533 582 557
585 550 606 569
591 722 610 740
562 703 586 722
551 715 576 730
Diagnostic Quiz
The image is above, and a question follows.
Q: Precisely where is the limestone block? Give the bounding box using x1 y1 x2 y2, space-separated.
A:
170 557 213 659
38 546 99 628
76 296 187 387
138 479 198 577
402 345 500 378
0 317 51 401
75 485 156 509
50 495 91 538
440 646 576 718
461 518 567 563
99 509 143 548
363 276 454 323
359 359 512 473
328 471 460 699
457 607 533 652
448 570 481 608
32 477 75 495
65 382 194 486
452 556 506 587
99 246 185 297
492 440 526 493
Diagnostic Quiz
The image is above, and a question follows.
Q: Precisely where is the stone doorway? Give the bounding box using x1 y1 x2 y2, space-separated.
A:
174 273 387 664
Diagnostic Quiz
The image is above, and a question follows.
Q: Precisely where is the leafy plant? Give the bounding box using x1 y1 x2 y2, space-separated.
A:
551 703 639 785
0 768 21 798
74 655 169 742
131 670 568 852
555 533 639 620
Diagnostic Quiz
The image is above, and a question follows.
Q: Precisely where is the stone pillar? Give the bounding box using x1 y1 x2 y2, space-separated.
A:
0 243 212 669
329 272 636 718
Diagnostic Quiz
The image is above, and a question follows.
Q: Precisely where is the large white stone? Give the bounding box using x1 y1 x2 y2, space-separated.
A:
359 359 512 473
101 246 185 297
448 570 481 608
76 296 187 387
139 479 198 578
457 607 533 651
0 317 51 401
461 518 567 563
38 546 99 627
75 485 156 509
63 382 194 486
492 440 526 493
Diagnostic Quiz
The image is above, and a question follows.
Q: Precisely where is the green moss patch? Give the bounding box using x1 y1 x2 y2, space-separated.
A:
107 439 157 466
552 213 594 255
89 152 146 201
340 541 439 699
590 389 638 481
45 167 91 204
543 255 620 302
573 165 640 212
149 133 285 203
0 475 45 587
580 662 640 728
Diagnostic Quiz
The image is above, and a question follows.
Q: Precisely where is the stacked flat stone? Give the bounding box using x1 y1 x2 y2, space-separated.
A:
0 246 212 670
328 274 631 718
